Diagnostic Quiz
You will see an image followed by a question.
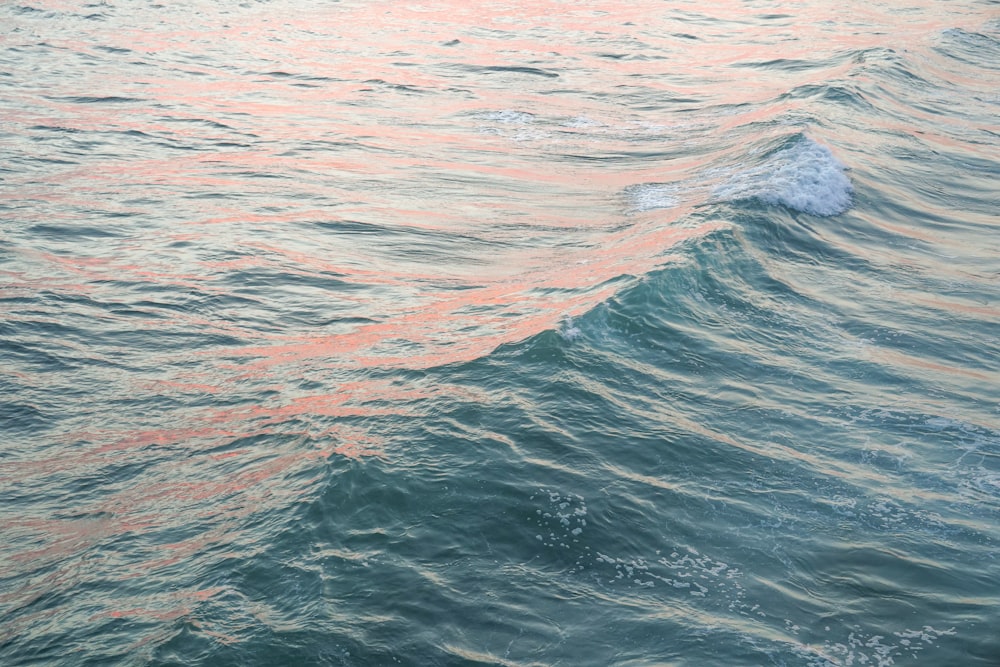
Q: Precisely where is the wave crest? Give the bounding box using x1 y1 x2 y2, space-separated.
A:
716 136 854 216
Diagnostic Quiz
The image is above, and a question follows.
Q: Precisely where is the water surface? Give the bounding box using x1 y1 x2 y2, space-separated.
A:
1 1 998 665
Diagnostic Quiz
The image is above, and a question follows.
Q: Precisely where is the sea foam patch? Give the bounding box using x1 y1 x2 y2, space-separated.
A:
623 182 681 213
526 487 959 666
477 109 536 124
715 136 853 216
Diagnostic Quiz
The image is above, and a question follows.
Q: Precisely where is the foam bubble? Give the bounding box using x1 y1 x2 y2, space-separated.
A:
530 488 588 550
793 625 957 667
527 490 960 662
715 137 853 216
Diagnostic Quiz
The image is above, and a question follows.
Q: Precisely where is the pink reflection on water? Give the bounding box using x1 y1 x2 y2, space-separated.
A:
5 2 994 639
0 3 806 566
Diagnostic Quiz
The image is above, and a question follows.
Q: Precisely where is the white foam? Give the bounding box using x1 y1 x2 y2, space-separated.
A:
715 137 853 216
475 109 551 141
479 109 535 124
795 625 957 667
530 488 588 550
562 115 603 129
558 317 582 341
623 182 680 213
527 489 959 663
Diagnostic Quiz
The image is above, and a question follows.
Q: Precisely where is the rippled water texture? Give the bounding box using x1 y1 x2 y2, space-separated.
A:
1 1 998 665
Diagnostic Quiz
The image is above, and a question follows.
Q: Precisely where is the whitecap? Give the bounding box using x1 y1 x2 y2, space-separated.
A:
715 136 854 216
558 317 582 341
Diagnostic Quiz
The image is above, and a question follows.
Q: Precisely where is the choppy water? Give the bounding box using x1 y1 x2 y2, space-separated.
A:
2 1 999 665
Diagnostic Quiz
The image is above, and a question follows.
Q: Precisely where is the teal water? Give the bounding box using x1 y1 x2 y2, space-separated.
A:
1 1 998 665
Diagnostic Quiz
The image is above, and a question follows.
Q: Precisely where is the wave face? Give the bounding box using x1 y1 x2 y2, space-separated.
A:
1 1 998 665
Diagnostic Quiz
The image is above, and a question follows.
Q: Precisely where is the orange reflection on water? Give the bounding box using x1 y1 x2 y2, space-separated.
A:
6 5 995 649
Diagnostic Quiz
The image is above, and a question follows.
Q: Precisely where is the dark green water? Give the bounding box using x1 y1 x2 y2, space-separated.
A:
1 1 998 665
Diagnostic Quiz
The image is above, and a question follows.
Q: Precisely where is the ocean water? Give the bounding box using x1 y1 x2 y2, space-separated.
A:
1 0 998 665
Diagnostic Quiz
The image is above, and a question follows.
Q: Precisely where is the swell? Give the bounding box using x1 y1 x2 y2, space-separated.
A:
400 216 997 663
2 2 999 665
